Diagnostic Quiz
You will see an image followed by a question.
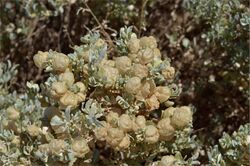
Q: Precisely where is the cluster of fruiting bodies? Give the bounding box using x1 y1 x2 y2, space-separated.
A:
15 33 194 164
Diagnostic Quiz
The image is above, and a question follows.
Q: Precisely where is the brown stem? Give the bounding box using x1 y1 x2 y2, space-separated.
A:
83 1 116 51
139 0 149 36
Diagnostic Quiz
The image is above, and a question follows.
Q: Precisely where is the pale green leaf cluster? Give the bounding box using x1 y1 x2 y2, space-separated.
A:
208 123 250 166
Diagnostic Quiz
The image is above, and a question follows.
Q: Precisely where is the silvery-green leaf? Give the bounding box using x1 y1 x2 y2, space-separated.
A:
50 116 65 126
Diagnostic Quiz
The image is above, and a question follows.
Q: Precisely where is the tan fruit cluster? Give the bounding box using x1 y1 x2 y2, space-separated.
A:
127 36 159 63
29 32 194 164
162 106 193 129
122 36 174 111
94 106 192 149
142 106 192 144
36 138 90 158
94 112 151 150
33 51 49 69
34 35 192 148
123 73 172 112
71 138 90 158
94 113 132 150
34 52 87 109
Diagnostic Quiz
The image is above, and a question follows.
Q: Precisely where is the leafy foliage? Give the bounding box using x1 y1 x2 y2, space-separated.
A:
208 123 250 166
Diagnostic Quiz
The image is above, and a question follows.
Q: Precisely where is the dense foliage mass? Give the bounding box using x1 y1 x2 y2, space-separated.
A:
0 0 249 165
183 0 249 143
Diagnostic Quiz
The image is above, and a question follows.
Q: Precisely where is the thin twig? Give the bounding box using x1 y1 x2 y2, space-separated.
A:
105 26 117 34
64 4 74 47
58 14 63 52
26 18 39 41
83 1 116 50
139 0 149 36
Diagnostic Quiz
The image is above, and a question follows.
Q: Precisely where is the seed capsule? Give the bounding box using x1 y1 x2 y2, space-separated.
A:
118 114 133 132
115 56 132 74
162 66 175 80
59 91 79 109
138 48 154 64
139 36 157 49
106 111 119 127
33 51 48 69
58 71 75 87
146 95 160 111
50 81 68 99
117 134 131 150
94 121 109 141
75 82 86 93
130 63 148 78
135 115 146 128
128 37 140 53
155 86 171 103
171 106 193 129
71 138 90 158
153 48 161 60
128 53 138 60
98 65 119 88
51 53 70 72
106 128 125 147
139 80 156 99
74 82 87 102
162 107 175 118
125 77 141 94
144 125 159 144
157 118 175 141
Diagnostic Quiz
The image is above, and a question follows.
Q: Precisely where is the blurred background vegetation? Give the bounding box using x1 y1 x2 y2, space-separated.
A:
0 0 249 164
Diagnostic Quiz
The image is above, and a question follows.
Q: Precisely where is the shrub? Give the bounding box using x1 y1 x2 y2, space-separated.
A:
0 27 201 165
